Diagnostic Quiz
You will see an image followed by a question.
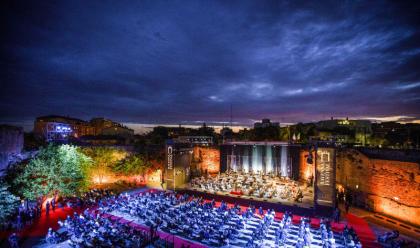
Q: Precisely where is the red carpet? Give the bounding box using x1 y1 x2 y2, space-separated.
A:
346 213 381 248
23 206 86 237
0 206 86 239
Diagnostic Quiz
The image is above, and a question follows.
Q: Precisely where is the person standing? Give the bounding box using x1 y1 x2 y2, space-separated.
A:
8 233 19 248
332 208 340 222
46 201 50 215
16 214 23 230
51 198 56 211
335 208 341 222
345 200 350 214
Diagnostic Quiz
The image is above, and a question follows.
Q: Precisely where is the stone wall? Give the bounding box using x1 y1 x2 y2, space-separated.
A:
0 125 24 154
193 146 220 174
0 125 24 175
336 148 420 227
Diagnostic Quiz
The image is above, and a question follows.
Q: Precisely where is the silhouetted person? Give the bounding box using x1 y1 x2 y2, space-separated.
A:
345 201 350 214
16 214 23 230
8 233 19 248
51 198 56 211
46 201 50 215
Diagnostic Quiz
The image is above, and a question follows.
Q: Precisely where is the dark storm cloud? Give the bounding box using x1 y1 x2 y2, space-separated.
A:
1 0 420 128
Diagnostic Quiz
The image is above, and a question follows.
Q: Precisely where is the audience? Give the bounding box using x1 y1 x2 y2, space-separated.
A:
46 211 153 247
95 191 362 247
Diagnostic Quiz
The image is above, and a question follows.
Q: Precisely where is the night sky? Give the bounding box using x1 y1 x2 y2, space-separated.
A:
1 1 420 131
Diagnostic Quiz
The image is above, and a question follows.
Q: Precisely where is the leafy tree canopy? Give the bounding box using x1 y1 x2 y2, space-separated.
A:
14 144 91 200
80 147 127 184
0 182 20 224
113 154 152 176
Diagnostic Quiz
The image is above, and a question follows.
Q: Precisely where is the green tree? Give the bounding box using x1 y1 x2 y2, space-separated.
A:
0 182 20 224
81 147 126 184
15 144 91 200
114 154 151 177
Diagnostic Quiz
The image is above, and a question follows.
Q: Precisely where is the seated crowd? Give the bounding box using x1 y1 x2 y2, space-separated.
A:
97 191 362 247
45 210 153 247
190 170 305 203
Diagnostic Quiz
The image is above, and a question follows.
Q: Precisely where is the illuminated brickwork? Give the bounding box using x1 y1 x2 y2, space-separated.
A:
336 149 420 226
193 146 220 174
299 150 315 183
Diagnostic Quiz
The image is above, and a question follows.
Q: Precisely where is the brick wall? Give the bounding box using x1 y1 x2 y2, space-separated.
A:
193 146 220 174
336 149 420 227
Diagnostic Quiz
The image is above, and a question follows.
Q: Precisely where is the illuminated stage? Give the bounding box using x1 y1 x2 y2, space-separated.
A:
182 142 336 216
189 171 314 209
221 141 300 177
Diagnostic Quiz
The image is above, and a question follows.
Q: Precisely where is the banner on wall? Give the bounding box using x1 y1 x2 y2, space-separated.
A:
165 144 175 189
316 147 335 206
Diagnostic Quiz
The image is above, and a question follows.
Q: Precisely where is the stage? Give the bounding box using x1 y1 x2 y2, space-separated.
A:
185 186 314 208
183 169 335 217
165 142 338 218
178 188 333 217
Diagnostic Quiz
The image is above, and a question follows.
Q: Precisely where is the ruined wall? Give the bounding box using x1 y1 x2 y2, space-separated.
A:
0 125 24 175
193 146 220 174
336 149 420 227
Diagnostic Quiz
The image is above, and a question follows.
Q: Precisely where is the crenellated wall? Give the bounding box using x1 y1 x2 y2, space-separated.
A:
336 149 420 227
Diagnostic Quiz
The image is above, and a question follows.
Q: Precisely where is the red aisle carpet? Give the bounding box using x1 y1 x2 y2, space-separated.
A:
346 213 381 248
0 206 84 240
21 206 85 237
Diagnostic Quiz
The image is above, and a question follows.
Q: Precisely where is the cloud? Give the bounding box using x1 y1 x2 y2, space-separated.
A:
394 82 420 90
357 115 418 122
1 0 420 126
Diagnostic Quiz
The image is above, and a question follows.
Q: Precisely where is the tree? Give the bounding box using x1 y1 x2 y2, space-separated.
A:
114 154 151 177
81 147 126 184
14 144 91 200
0 182 20 224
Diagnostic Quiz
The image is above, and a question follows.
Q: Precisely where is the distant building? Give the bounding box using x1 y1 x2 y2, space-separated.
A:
42 122 73 141
220 127 234 142
315 118 372 145
165 126 191 138
371 122 406 139
174 136 213 146
90 118 134 137
315 118 371 130
34 115 133 142
254 119 280 129
100 126 134 137
90 118 117 135
78 135 127 146
34 115 95 141
309 133 349 145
